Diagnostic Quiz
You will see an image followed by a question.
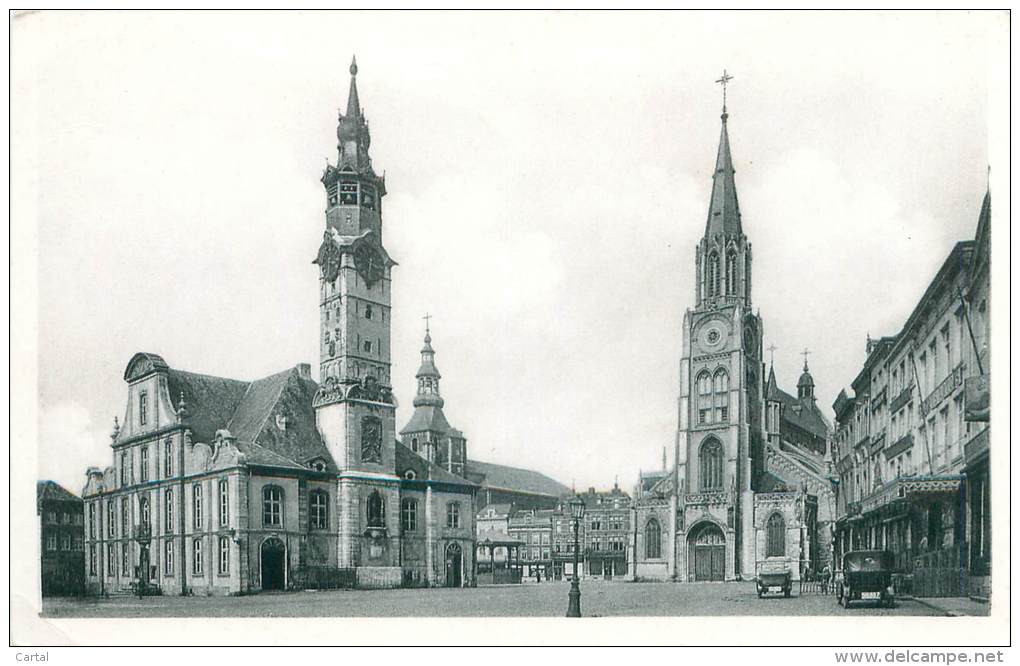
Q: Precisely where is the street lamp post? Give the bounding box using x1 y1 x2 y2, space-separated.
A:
566 496 585 618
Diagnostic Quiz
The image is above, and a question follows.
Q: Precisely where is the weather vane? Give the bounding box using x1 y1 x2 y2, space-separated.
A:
715 69 734 112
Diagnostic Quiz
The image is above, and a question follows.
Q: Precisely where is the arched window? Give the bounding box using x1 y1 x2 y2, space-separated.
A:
645 518 662 559
708 252 720 297
766 512 786 557
699 439 723 491
309 489 328 530
139 495 150 527
262 486 283 527
874 462 883 490
714 370 730 422
367 491 384 527
697 371 713 425
726 249 737 295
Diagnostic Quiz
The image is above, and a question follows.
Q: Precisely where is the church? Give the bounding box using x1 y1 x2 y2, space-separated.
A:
80 58 566 595
629 81 835 583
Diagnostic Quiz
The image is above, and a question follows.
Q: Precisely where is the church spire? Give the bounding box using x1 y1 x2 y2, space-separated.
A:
414 316 444 408
704 101 742 239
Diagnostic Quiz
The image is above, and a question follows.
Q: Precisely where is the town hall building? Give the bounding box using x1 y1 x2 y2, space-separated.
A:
81 58 565 595
629 83 835 583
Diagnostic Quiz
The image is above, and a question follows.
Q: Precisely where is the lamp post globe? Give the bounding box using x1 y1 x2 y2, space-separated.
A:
566 496 585 618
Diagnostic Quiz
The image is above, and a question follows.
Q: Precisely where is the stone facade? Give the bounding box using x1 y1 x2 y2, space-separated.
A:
630 100 830 584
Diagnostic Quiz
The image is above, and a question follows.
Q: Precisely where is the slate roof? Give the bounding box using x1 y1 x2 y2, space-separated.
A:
159 359 334 473
399 405 453 435
466 459 571 498
757 471 796 493
37 480 81 503
478 503 513 517
395 442 476 488
775 386 830 440
704 112 743 238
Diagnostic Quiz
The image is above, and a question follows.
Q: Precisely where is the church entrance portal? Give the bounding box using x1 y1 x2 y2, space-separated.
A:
445 542 462 588
689 522 726 582
261 537 286 591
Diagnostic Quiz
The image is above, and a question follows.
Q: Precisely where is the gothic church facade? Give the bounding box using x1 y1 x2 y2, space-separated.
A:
630 96 834 583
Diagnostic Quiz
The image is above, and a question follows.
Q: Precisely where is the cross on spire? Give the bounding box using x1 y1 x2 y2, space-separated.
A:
423 312 432 335
715 69 734 113
801 347 812 370
767 343 778 366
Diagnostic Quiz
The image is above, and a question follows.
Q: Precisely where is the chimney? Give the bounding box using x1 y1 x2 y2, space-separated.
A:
296 363 312 380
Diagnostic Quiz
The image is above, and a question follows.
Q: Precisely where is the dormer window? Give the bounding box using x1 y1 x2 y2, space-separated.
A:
404 470 416 480
309 459 326 472
139 392 148 426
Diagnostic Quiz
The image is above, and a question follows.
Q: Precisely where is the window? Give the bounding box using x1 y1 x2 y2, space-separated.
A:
45 511 56 524
645 518 662 559
365 305 373 319
401 498 418 532
699 438 724 490
766 513 786 557
89 545 97 576
59 533 70 550
139 495 150 527
942 324 952 374
446 502 461 529
725 249 737 295
140 446 149 482
363 340 372 353
107 544 115 577
122 542 131 576
139 391 148 426
193 484 203 530
262 486 283 527
45 533 57 551
366 491 384 528
310 490 328 530
164 540 174 575
714 370 730 422
707 251 720 297
165 440 174 477
165 489 174 533
88 503 96 538
120 452 129 486
106 500 115 537
218 536 230 575
697 371 712 425
121 497 129 537
411 437 418 453
218 479 229 527
192 539 203 575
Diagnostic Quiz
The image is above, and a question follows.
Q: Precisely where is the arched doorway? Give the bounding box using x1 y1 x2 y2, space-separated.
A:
445 542 462 588
260 537 286 591
688 522 725 581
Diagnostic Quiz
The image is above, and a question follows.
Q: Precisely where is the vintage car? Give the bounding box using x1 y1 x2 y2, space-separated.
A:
836 550 895 608
756 557 793 598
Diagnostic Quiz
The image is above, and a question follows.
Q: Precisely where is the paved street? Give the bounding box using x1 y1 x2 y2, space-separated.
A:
42 581 944 618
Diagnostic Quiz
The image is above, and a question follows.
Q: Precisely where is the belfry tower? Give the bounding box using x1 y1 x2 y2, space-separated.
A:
675 72 765 581
313 58 401 578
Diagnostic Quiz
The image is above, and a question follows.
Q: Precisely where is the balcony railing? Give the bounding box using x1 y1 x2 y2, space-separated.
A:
921 363 966 416
884 433 914 460
964 427 990 465
684 491 731 506
890 383 914 413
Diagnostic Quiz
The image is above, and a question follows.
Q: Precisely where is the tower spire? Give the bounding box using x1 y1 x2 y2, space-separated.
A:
704 71 742 239
346 55 361 119
414 318 443 408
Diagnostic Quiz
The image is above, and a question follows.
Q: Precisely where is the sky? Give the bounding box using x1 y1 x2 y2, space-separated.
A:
15 10 1005 496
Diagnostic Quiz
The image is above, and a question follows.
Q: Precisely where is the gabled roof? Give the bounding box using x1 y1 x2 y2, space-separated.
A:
466 459 571 498
775 385 829 440
37 480 81 503
167 369 250 444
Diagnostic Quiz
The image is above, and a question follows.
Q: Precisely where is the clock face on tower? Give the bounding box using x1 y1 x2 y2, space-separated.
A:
354 243 385 287
698 319 730 353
